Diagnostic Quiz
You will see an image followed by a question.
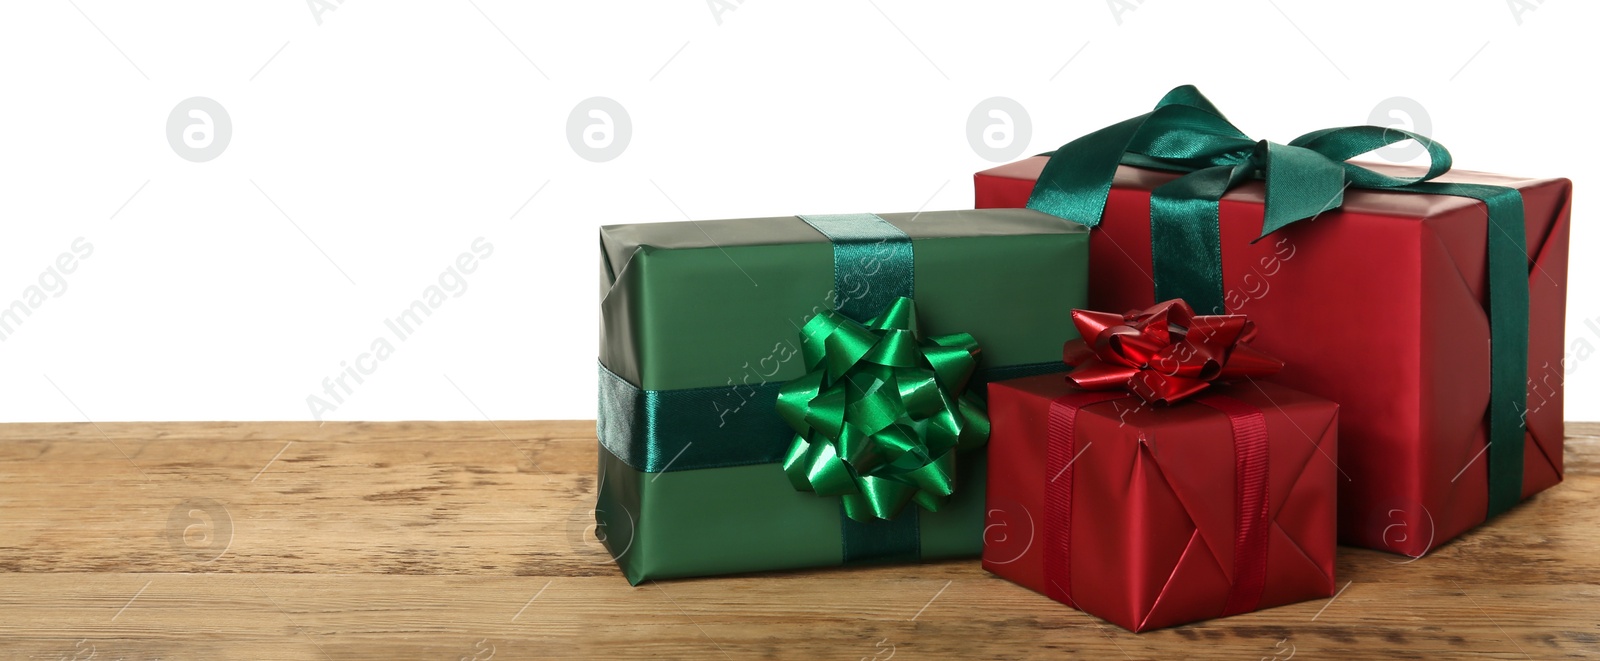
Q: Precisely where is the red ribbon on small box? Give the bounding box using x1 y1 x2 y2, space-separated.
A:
1048 299 1282 621
1062 299 1284 404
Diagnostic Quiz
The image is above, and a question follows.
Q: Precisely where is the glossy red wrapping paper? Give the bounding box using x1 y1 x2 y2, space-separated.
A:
983 374 1338 632
975 158 1571 556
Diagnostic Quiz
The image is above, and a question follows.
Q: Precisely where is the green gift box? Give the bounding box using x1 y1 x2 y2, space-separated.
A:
596 209 1088 584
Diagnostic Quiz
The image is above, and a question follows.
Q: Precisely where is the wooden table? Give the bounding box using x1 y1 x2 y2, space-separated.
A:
1 421 1596 660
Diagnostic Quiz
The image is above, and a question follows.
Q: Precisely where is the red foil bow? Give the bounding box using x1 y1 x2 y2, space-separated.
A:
1062 299 1284 404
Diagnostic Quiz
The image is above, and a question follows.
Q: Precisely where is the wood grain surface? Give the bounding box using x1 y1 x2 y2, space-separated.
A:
1 420 1597 660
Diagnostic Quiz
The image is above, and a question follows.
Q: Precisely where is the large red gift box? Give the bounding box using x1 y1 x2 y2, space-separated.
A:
975 156 1570 557
983 374 1339 632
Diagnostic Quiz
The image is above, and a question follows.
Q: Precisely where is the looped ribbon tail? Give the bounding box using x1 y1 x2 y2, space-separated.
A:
776 297 990 522
1030 84 1455 314
1028 85 1529 518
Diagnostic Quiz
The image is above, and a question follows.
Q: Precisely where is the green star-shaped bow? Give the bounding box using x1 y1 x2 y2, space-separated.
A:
776 297 990 522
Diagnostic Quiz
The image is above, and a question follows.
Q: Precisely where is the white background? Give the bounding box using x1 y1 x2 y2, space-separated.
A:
0 0 1592 423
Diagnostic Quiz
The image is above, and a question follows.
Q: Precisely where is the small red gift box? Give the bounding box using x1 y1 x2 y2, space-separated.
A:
983 302 1338 632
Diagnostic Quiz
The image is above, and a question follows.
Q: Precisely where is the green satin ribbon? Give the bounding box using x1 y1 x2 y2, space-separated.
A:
1027 85 1529 518
597 359 1055 473
798 213 916 321
776 296 990 522
797 212 924 557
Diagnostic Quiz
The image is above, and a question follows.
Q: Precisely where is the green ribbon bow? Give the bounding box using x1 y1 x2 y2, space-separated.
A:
1027 85 1530 518
776 296 990 522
